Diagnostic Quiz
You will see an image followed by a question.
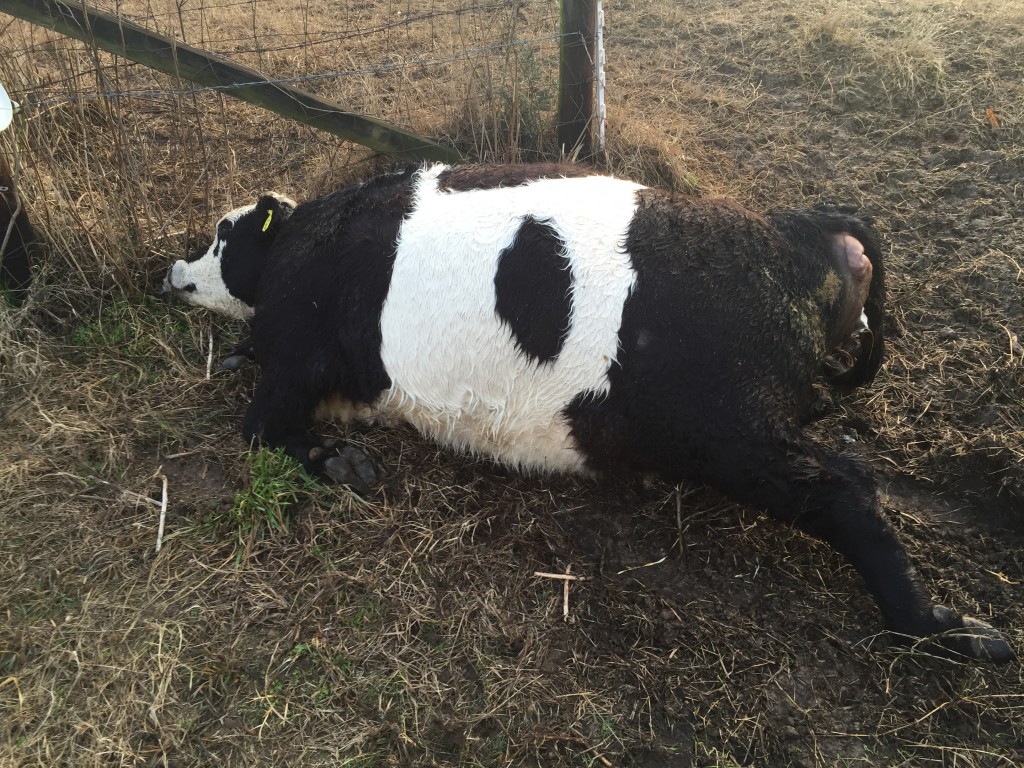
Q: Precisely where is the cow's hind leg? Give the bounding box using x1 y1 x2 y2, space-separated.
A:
703 436 1014 662
242 368 377 494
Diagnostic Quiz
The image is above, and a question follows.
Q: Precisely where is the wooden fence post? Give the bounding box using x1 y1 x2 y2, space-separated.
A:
557 0 597 160
0 0 463 163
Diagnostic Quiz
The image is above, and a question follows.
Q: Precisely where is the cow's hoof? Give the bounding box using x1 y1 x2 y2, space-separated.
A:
219 339 256 371
323 445 377 495
929 606 1015 663
220 353 252 371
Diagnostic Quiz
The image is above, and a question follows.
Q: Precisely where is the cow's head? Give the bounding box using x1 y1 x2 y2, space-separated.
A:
164 192 296 319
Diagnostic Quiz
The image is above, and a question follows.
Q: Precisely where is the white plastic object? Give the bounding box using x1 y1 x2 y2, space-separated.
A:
0 83 16 132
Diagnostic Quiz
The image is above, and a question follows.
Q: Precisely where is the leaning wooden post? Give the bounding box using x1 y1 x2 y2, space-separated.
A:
556 0 597 160
0 0 463 163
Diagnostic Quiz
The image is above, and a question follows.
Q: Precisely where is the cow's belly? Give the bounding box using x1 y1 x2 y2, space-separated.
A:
376 389 587 473
315 389 586 472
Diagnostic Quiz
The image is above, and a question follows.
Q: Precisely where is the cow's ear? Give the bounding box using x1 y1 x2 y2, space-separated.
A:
254 193 296 238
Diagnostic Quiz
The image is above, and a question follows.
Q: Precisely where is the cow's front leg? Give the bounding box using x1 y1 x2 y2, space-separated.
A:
220 337 256 371
242 371 377 494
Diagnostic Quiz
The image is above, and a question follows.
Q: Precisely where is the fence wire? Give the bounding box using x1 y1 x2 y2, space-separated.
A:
21 34 566 109
1 0 566 156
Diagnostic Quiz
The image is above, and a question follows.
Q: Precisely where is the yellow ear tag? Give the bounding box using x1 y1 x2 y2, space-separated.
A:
262 209 273 232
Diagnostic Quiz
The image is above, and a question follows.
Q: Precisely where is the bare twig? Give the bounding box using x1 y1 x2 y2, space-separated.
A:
532 571 586 581
616 555 668 575
676 486 684 556
534 567 587 619
155 470 169 553
563 564 571 618
205 324 214 379
83 475 162 508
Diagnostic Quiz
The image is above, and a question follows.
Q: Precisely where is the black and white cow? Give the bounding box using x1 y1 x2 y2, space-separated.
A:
166 163 1013 662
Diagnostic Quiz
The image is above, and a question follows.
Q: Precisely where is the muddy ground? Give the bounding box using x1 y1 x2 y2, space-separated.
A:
1 0 1022 765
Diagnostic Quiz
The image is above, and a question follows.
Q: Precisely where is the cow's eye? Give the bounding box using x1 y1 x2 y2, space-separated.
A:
217 219 234 237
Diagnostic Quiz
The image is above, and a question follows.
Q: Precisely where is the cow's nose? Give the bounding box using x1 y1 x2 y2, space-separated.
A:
160 266 174 296
163 262 196 295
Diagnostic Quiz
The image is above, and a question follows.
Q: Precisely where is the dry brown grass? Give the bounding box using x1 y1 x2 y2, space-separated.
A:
2 0 1023 766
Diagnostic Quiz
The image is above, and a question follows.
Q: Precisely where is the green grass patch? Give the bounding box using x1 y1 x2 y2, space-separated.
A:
70 296 186 354
230 447 322 546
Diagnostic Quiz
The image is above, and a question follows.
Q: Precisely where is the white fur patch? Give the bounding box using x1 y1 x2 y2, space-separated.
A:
377 165 644 472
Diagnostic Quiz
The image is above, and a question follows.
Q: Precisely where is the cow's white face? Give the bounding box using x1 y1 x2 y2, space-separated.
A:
165 193 295 320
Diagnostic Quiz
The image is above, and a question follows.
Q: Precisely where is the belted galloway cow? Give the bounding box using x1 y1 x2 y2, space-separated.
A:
165 163 1014 662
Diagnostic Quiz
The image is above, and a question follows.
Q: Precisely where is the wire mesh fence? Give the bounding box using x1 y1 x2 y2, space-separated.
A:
0 0 568 294
4 0 563 149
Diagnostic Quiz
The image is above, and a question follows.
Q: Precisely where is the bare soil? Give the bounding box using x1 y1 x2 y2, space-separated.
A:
1 0 1022 766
